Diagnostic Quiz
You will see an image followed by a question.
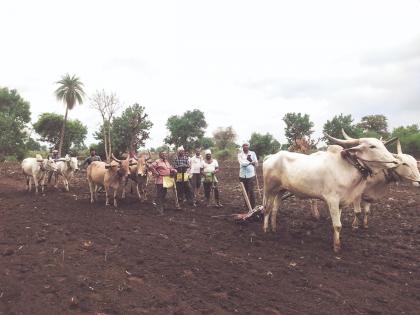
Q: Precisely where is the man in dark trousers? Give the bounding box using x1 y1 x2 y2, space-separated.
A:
172 146 193 206
83 148 101 167
238 141 258 209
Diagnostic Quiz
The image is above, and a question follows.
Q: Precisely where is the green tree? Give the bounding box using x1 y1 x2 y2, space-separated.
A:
357 114 389 138
33 112 87 154
55 74 85 156
391 124 420 156
283 112 314 145
164 109 207 151
323 113 363 143
0 87 31 159
213 126 237 150
249 132 280 158
212 126 238 160
199 137 214 149
111 103 153 154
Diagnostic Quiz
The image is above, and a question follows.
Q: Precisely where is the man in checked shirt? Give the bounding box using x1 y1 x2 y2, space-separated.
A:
172 146 194 206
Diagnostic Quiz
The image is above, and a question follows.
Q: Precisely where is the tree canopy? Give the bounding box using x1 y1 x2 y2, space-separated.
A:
164 109 207 151
249 132 280 158
357 114 389 138
323 113 363 143
283 112 314 145
0 87 32 159
33 112 87 154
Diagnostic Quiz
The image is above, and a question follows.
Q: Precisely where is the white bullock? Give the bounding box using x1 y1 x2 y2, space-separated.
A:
262 134 399 252
54 154 79 191
21 155 58 194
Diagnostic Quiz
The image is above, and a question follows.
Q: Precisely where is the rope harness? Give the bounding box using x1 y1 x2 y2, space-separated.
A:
341 150 372 179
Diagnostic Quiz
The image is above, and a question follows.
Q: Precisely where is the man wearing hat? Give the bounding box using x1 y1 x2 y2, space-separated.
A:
51 149 60 161
238 141 258 208
189 148 204 205
202 149 222 207
172 146 193 206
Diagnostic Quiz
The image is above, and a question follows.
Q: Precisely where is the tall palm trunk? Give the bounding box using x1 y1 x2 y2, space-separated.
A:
58 105 69 156
107 121 112 161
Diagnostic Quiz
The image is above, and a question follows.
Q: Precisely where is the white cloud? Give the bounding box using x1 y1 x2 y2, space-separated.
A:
1 0 420 148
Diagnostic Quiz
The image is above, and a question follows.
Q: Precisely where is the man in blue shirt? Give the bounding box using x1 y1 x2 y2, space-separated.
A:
238 141 258 208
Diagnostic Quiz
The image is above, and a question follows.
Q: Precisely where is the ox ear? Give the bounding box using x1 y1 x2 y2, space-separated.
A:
344 144 363 153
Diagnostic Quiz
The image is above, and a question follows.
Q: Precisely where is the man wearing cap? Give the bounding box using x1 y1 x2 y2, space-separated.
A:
189 148 204 205
238 141 258 209
149 151 177 214
172 146 193 206
202 149 222 207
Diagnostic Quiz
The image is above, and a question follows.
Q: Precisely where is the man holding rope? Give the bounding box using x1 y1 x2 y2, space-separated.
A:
238 141 258 209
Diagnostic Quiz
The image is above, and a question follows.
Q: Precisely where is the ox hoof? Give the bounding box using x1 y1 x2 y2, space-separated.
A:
333 244 341 253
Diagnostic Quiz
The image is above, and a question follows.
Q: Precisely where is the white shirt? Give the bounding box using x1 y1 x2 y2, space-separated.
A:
190 155 204 174
203 159 219 173
238 150 258 178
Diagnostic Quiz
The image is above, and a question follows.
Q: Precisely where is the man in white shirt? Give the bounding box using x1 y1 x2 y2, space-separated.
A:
189 148 204 206
238 141 258 208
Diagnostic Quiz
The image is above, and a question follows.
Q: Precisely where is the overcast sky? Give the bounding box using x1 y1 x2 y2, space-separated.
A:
1 0 420 148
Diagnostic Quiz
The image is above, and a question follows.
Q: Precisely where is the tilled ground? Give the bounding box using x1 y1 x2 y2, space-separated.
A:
0 161 419 315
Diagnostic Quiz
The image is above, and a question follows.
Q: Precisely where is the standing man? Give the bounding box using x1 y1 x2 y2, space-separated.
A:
189 148 204 205
149 151 177 214
202 150 222 208
238 141 258 209
51 149 60 161
173 146 193 206
83 148 101 167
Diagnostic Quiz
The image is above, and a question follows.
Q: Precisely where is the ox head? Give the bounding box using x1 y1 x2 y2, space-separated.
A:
325 131 399 171
70 156 79 173
44 157 58 172
392 140 420 184
131 151 152 176
111 153 131 179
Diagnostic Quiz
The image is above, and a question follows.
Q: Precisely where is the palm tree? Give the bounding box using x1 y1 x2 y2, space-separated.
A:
55 74 85 156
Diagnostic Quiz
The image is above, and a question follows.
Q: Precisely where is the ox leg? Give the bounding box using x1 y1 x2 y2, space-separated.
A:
270 195 281 232
63 177 69 191
88 180 95 203
54 173 59 189
113 189 118 207
310 199 320 220
105 187 110 206
33 175 40 195
363 203 371 229
136 184 143 201
263 195 275 233
26 176 31 192
122 179 127 199
352 196 362 229
327 200 342 253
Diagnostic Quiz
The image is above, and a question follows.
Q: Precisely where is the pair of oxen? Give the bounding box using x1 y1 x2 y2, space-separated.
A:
21 154 79 194
262 131 420 252
86 153 151 207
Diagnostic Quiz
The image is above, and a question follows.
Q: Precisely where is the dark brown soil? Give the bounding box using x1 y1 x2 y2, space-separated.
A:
0 161 419 315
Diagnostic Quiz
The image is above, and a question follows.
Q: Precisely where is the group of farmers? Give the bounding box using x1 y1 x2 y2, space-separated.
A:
147 142 258 214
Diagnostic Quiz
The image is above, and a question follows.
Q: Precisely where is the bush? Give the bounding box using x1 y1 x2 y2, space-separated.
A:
214 148 237 161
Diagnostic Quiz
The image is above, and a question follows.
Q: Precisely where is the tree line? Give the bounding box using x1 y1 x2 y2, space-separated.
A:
1 75 420 161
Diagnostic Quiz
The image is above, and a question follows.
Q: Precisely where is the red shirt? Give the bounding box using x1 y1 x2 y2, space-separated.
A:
150 159 176 184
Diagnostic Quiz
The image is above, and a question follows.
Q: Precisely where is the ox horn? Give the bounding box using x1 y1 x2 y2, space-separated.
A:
341 129 356 140
383 137 398 146
396 139 403 155
324 132 359 146
111 153 122 163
